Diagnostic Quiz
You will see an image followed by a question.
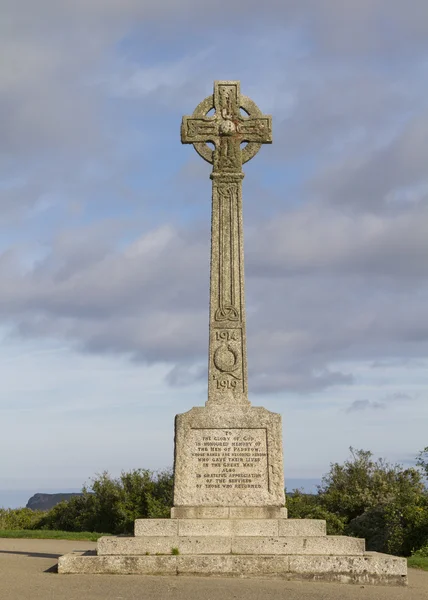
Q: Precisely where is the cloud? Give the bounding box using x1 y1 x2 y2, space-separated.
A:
314 112 428 210
2 1 428 496
1 0 428 398
246 204 428 278
1 222 210 363
107 49 215 103
346 392 413 413
347 399 385 413
1 201 427 396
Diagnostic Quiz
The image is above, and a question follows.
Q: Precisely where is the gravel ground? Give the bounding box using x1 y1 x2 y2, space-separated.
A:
1 538 427 600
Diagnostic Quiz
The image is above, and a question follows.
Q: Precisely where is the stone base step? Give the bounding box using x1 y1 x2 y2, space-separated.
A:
58 551 407 586
170 506 288 519
135 518 326 537
98 534 365 556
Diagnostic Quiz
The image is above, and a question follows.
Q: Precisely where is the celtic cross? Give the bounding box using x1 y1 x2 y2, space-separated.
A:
181 81 272 406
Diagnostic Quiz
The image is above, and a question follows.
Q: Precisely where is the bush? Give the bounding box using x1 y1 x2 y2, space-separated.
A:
284 447 428 557
0 508 44 530
286 490 346 535
38 468 174 534
37 495 96 532
319 449 425 519
417 447 428 482
412 543 428 558
317 447 428 556
345 494 428 555
346 507 389 552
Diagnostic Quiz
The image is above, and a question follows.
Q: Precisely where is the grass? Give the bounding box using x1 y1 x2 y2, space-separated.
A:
0 529 109 542
408 556 428 571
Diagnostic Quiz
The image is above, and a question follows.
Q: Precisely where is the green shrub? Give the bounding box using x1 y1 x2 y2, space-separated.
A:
316 447 428 556
318 448 426 522
416 447 428 482
386 500 428 556
344 472 428 556
0 508 44 530
412 543 428 558
286 490 345 535
38 468 174 534
346 506 389 552
37 495 96 532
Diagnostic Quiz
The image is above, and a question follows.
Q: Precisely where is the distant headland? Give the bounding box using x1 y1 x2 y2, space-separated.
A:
26 492 83 511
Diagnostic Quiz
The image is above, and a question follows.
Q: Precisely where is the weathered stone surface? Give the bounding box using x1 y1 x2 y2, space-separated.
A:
98 534 365 557
131 518 331 539
177 519 232 537
134 519 178 537
289 553 408 585
231 519 279 536
98 535 232 556
177 518 279 537
58 551 177 575
279 519 326 537
176 554 290 577
231 536 365 556
170 506 288 519
287 572 407 585
171 506 230 519
173 405 285 507
229 506 288 519
58 551 407 584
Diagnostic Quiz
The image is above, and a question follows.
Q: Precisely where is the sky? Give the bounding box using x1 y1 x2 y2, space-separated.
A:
1 0 428 508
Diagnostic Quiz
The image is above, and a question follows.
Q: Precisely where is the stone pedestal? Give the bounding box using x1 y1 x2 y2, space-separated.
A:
58 515 408 585
173 405 285 508
59 403 407 585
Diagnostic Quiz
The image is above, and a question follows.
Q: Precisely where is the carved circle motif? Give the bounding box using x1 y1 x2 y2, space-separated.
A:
191 94 264 166
213 343 240 374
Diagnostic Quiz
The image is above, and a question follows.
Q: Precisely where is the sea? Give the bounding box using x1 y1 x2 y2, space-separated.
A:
0 479 320 509
0 489 82 509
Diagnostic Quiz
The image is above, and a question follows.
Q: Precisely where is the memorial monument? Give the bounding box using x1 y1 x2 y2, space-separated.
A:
59 82 407 585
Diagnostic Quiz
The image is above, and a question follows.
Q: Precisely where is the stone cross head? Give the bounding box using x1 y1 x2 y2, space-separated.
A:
181 81 272 175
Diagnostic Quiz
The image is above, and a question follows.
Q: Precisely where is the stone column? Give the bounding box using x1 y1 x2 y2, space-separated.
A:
174 81 285 510
208 170 249 407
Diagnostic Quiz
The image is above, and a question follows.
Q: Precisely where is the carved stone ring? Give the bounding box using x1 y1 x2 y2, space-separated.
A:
182 81 272 171
191 94 267 165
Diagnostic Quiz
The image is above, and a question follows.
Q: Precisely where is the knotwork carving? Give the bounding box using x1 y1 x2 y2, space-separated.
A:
213 182 240 322
214 306 239 321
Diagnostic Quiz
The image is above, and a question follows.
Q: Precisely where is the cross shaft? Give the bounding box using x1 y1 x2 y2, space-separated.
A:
181 81 272 406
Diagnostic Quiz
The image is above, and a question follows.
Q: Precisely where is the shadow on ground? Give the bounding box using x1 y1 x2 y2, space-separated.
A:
0 550 61 559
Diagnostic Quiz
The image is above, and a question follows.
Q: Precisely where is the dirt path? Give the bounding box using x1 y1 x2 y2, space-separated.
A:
1 538 427 600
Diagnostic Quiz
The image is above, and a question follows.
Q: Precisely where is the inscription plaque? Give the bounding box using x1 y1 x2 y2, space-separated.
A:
174 406 285 507
190 428 269 494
